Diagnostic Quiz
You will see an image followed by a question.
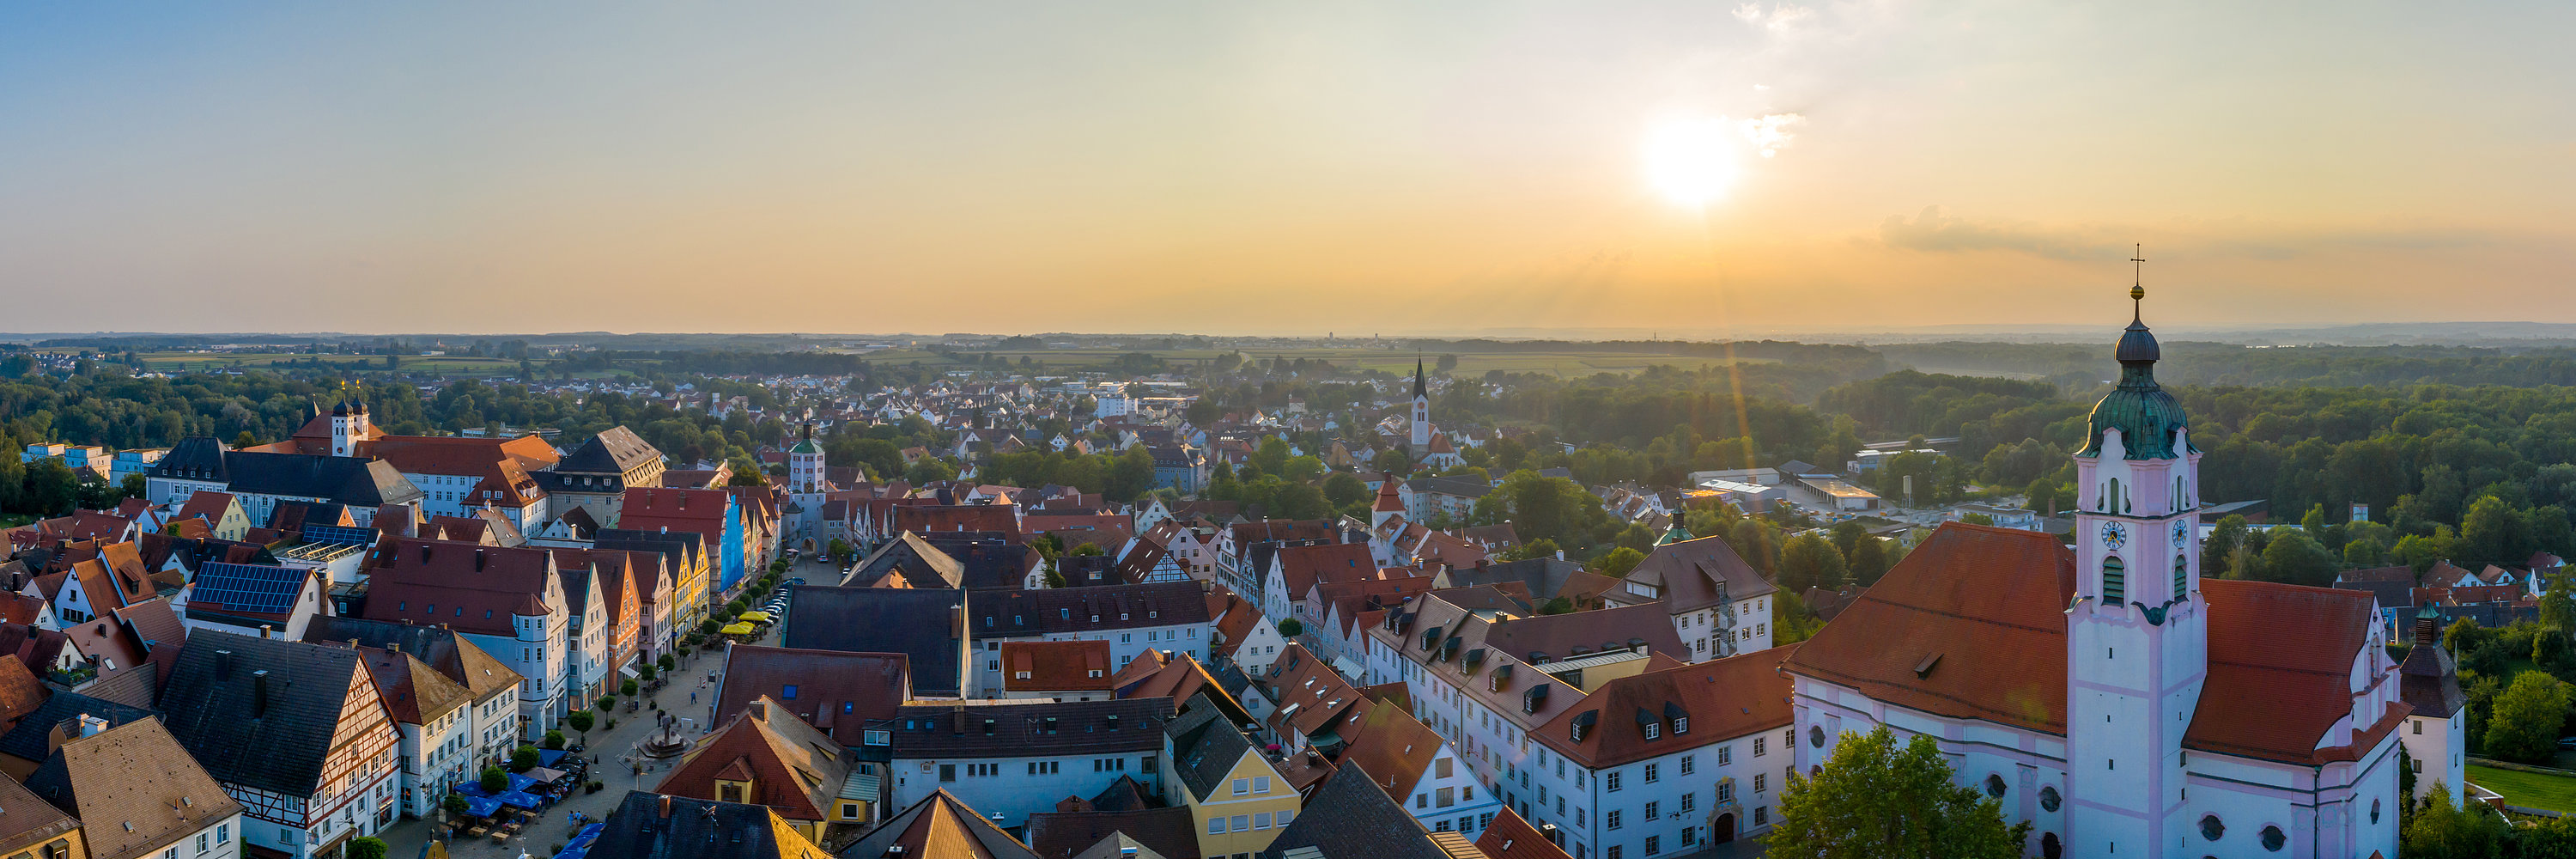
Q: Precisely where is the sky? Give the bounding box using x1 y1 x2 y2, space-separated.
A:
2 2 2570 337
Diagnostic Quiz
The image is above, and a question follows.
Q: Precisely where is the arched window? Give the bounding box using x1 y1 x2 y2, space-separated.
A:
2041 833 2062 859
2101 557 2126 604
2105 478 2120 512
2175 554 2190 597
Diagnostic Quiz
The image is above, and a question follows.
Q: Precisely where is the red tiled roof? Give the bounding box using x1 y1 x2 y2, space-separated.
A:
1783 523 2076 734
1274 543 1378 600
894 505 1021 539
361 539 557 637
1475 808 1573 859
1533 644 1797 769
999 641 1114 693
1335 704 1444 801
2188 578 2403 765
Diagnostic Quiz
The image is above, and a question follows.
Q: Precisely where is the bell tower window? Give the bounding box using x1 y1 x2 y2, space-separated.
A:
2101 557 2125 604
2174 554 2189 597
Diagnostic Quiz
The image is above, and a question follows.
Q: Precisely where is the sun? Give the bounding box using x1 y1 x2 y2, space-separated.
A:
1642 115 1741 208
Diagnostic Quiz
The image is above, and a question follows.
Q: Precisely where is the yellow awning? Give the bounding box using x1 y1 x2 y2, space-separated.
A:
720 622 756 636
738 611 772 622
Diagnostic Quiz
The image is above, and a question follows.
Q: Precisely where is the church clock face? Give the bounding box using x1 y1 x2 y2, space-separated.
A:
2100 521 2128 551
2172 521 2190 546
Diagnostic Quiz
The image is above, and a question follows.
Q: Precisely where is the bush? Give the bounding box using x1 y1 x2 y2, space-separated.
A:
348 837 388 859
2485 671 2570 764
543 729 566 751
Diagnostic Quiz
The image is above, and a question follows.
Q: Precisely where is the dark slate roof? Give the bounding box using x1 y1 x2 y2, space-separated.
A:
1164 701 1252 802
1445 558 1587 600
1255 756 1447 859
595 528 706 573
587 791 816 859
221 452 423 506
1024 815 1199 859
2401 629 2465 719
300 616 521 702
145 437 229 482
1404 477 1493 499
968 582 1213 642
0 691 159 766
888 698 1170 759
158 631 382 797
915 533 1039 590
781 586 967 698
556 427 662 476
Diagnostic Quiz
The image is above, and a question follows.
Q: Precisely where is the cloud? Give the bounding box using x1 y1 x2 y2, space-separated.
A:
1735 113 1805 157
1732 3 1815 35
1877 206 2115 260
1875 207 2520 265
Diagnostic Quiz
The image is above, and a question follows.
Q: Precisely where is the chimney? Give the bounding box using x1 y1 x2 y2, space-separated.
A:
474 549 487 571
387 641 399 654
77 714 106 738
951 704 967 734
251 669 270 718
214 650 232 681
659 795 674 819
750 700 767 721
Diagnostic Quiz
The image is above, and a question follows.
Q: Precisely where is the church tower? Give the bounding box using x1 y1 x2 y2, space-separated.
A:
2066 268 2207 858
1408 356 1432 455
787 423 825 494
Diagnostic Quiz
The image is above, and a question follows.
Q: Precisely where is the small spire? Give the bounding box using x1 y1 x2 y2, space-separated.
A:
2129 243 2147 323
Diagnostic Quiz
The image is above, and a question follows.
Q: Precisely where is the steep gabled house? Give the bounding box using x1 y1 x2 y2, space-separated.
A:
158 632 403 859
25 718 246 859
655 696 869 842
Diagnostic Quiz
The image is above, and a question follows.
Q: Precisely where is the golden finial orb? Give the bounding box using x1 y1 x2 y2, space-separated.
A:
2129 285 2145 302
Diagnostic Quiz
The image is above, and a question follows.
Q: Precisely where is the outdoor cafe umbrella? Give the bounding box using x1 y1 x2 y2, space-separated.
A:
536 749 570 767
460 795 503 818
738 611 771 623
720 622 756 636
526 766 570 785
496 790 545 810
507 772 541 793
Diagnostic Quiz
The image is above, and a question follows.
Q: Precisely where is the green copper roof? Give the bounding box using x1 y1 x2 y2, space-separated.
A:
1657 523 1693 546
2080 308 2196 461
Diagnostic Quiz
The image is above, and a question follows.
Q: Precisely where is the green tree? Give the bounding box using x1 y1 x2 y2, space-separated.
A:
511 745 540 771
542 729 566 750
1321 472 1370 509
2518 815 2576 859
442 792 471 817
2201 515 2249 579
566 710 595 737
1778 533 1849 594
2460 495 2526 564
1766 724 2032 859
2542 571 2576 645
1595 547 1646 578
348 837 388 859
659 653 677 672
1276 618 1303 637
1538 596 1575 614
598 695 618 713
2483 670 2569 764
2399 782 2509 859
1814 415 1863 473
1468 470 1610 546
1959 512 1996 527
1848 537 1893 587
621 679 640 697
903 457 958 485
481 765 509 793
2256 528 2338 588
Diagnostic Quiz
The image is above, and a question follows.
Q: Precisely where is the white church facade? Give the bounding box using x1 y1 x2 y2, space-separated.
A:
1783 286 2411 859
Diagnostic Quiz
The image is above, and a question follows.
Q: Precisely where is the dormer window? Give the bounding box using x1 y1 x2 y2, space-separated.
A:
1674 716 1688 734
1643 722 1660 740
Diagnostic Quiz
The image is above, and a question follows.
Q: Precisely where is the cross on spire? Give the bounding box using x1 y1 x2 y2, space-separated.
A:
2128 243 2147 320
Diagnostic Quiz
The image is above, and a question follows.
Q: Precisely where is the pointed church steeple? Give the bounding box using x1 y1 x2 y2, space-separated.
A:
1413 356 1427 399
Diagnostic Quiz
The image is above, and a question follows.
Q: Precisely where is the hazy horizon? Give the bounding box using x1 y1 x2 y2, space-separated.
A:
5 2 2570 335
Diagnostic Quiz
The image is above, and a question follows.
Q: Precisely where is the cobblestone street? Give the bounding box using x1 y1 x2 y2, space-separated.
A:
372 570 804 859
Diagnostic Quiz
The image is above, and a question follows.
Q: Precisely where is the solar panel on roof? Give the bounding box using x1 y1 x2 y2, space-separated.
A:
301 523 378 545
190 562 309 614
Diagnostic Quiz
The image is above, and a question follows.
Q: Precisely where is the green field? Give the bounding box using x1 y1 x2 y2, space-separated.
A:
873 347 1772 378
134 351 526 375
2470 764 2576 813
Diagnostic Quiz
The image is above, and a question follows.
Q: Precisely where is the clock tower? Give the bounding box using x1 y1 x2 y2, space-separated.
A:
2065 276 2207 858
